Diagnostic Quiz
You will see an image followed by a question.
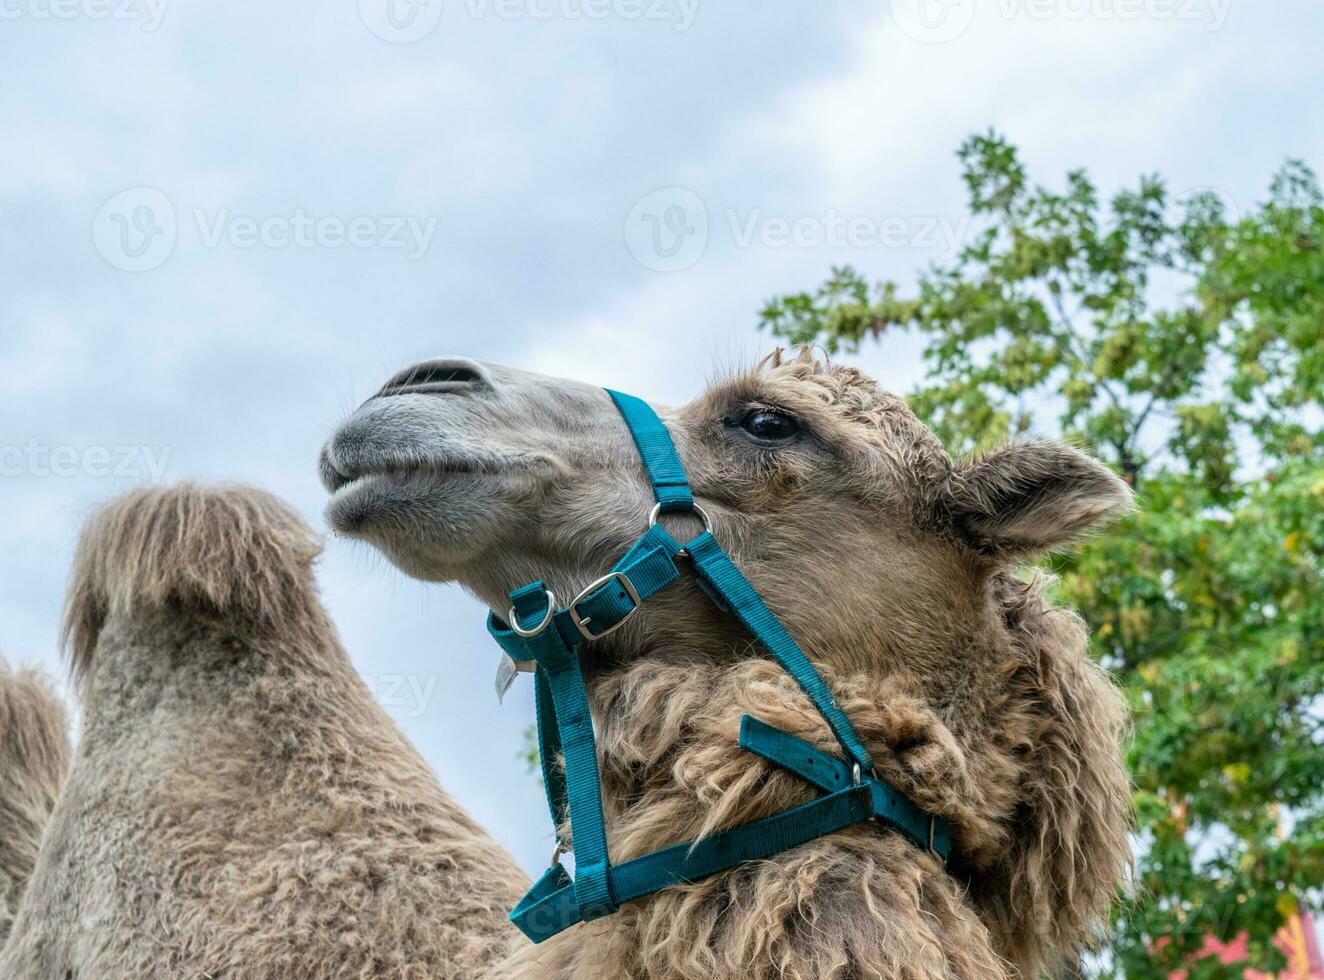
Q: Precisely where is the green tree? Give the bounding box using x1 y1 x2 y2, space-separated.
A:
761 133 1324 979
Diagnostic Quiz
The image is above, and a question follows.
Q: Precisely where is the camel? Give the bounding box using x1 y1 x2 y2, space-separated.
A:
0 348 1133 979
0 484 529 978
0 659 68 949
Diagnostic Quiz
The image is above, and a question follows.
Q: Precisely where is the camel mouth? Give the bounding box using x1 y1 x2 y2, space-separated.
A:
321 457 528 524
322 465 493 540
318 433 544 494
318 441 549 546
320 457 493 495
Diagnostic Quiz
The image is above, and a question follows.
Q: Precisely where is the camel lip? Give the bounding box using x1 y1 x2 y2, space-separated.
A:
322 467 491 537
319 446 549 495
323 460 491 495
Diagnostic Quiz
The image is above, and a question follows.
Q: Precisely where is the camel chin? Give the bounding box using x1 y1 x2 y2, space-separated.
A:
324 469 517 580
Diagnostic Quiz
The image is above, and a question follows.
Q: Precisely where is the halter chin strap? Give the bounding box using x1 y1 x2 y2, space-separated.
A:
487 388 952 944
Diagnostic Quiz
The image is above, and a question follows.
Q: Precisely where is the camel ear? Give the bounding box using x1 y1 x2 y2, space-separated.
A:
946 441 1132 557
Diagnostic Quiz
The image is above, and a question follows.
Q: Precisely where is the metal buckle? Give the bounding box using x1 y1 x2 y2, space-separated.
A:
508 589 556 638
569 572 641 641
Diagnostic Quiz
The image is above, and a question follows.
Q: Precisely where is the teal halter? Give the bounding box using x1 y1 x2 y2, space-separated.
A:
488 389 952 944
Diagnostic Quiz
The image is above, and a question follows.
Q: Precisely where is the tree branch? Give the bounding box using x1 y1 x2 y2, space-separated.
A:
1048 283 1128 415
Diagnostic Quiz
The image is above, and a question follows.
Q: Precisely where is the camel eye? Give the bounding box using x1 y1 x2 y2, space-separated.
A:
739 408 800 444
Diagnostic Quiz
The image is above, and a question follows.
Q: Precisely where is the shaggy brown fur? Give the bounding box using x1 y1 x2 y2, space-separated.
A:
0 659 69 948
0 483 528 979
491 590 1128 980
320 348 1133 979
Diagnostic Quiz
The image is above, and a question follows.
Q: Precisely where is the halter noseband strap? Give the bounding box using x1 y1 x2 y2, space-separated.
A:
487 388 951 944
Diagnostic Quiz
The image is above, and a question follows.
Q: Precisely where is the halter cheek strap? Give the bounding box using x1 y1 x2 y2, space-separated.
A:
487 388 952 944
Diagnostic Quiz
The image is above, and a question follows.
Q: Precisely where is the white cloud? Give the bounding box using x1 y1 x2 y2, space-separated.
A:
740 3 1320 203
306 62 485 128
0 130 90 197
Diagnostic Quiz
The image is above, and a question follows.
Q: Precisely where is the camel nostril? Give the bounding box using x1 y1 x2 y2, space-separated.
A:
378 358 490 396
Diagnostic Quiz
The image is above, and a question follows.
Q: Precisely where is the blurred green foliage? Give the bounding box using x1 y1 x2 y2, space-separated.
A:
762 132 1323 979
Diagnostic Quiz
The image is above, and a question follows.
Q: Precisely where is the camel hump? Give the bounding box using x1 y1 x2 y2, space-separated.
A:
0 657 70 948
62 483 324 681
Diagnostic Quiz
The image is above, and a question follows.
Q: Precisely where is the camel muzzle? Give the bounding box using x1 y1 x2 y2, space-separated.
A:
487 388 953 944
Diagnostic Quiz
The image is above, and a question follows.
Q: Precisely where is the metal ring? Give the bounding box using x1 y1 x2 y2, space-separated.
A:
508 589 556 638
852 763 862 788
648 502 713 535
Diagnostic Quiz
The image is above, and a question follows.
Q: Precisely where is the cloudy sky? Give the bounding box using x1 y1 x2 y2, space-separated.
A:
2 0 1321 874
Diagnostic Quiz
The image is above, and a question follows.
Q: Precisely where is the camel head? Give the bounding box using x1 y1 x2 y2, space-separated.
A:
321 348 1127 677
320 348 1134 979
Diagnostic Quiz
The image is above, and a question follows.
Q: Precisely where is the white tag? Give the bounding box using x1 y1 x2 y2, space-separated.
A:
495 654 536 703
